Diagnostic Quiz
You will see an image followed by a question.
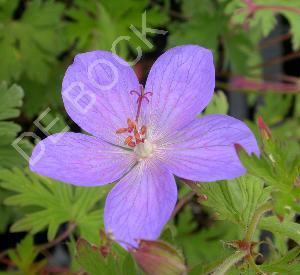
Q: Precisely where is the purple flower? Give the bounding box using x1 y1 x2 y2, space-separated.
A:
30 45 259 247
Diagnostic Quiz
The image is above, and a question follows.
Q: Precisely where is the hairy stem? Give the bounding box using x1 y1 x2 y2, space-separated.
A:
181 179 201 193
245 202 273 242
209 250 247 275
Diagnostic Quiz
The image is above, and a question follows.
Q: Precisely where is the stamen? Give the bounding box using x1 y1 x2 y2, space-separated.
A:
124 136 133 143
136 139 142 145
117 122 148 149
116 128 128 134
124 136 135 148
127 119 136 133
134 132 142 143
128 141 136 148
140 125 147 135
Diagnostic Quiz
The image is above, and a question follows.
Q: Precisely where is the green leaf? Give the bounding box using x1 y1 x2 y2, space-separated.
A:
0 82 32 168
236 121 300 214
33 108 70 136
0 168 110 242
0 189 23 233
256 0 300 50
223 30 260 75
21 66 65 118
168 0 261 75
257 10 277 37
269 118 300 162
0 82 31 229
235 145 277 185
261 246 300 274
199 175 271 229
0 82 23 120
0 0 66 82
282 11 300 50
202 91 229 115
188 264 204 275
8 235 46 274
226 0 300 50
175 206 240 266
258 94 293 125
168 0 224 55
168 13 221 55
260 216 300 245
122 254 138 275
66 0 168 58
75 239 122 275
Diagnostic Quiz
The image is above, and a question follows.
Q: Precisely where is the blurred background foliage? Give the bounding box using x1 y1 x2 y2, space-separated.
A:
0 0 299 274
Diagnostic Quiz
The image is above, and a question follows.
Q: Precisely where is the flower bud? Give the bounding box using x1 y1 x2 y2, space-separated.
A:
130 240 187 275
257 115 272 140
234 143 243 154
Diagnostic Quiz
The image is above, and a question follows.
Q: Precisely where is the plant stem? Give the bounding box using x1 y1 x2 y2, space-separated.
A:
209 250 247 275
244 1 300 15
255 4 300 15
251 51 300 69
248 255 267 275
181 179 201 193
0 249 9 260
264 73 300 84
259 32 291 49
37 222 76 251
240 202 272 274
244 202 273 242
227 77 300 94
171 191 195 218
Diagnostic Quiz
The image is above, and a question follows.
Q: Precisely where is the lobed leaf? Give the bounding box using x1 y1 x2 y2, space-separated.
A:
0 168 110 242
199 175 271 229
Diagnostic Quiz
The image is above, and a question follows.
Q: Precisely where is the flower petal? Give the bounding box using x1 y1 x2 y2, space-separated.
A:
158 115 259 181
145 45 215 141
29 133 136 186
62 51 140 145
104 161 177 247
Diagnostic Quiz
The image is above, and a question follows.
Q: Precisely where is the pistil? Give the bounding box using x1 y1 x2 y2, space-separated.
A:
115 85 152 149
130 85 152 123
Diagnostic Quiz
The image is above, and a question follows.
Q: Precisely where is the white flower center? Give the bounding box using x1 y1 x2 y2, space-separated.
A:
134 139 155 160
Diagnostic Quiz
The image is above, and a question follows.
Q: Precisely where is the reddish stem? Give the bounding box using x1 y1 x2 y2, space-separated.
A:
41 266 71 274
264 73 300 84
0 257 14 266
171 191 195 218
37 222 76 251
255 4 300 15
231 76 300 93
259 32 292 49
252 51 300 69
244 0 300 15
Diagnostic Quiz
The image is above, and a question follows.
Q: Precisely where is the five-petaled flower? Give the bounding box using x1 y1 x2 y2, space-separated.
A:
30 45 259 248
